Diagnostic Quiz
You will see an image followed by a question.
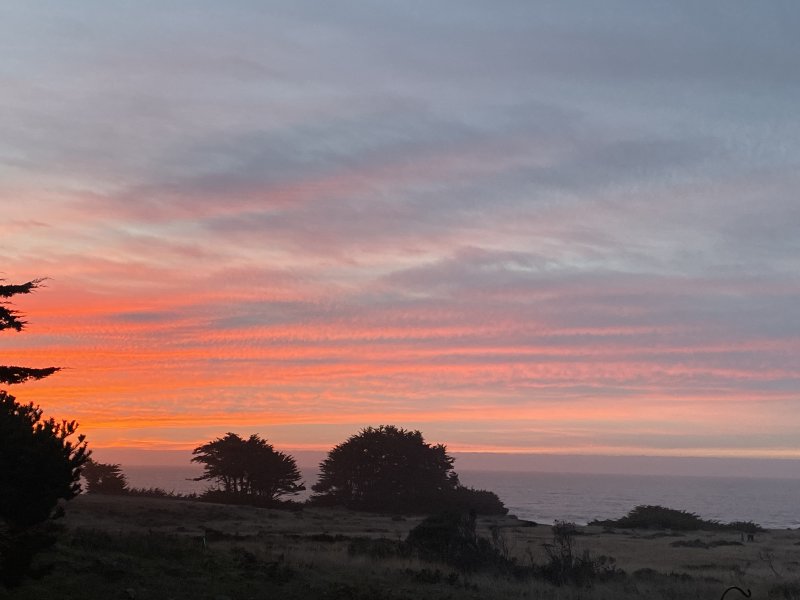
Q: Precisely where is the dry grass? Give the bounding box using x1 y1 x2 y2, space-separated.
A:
5 495 800 600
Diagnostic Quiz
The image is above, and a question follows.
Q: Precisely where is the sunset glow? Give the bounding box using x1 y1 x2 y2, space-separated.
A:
2 2 799 470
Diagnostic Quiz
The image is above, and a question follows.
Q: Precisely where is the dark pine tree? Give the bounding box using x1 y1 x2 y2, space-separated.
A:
191 432 304 504
0 279 59 386
81 458 129 495
0 279 89 588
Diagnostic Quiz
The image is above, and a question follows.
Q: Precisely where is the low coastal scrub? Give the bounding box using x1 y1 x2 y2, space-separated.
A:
403 512 623 586
406 511 510 573
125 486 196 499
11 494 795 600
590 505 764 533
539 520 624 586
197 489 303 510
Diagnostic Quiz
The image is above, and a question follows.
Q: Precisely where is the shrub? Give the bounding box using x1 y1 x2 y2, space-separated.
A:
125 487 196 499
406 510 508 573
347 537 410 559
590 505 764 533
590 505 714 530
728 520 765 534
540 520 624 586
440 486 507 516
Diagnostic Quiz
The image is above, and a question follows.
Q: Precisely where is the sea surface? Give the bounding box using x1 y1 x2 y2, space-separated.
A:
122 465 800 530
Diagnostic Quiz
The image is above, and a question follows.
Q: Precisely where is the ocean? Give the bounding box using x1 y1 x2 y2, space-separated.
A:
121 465 800 529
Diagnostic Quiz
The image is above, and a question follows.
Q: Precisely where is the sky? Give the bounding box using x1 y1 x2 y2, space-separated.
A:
2 1 799 474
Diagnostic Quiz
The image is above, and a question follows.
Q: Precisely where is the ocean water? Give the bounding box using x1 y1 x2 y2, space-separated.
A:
121 465 800 529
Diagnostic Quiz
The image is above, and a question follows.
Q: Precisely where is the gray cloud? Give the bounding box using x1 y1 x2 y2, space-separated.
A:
3 0 800 458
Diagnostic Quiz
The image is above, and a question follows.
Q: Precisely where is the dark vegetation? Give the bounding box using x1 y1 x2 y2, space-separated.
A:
669 539 743 549
0 279 89 588
343 510 621 586
81 458 129 495
539 520 623 586
11 492 791 600
406 511 511 573
124 486 197 499
191 432 305 505
590 505 764 533
310 425 506 515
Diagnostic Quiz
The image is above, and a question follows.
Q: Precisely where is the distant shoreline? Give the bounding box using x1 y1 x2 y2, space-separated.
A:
96 450 800 480
116 466 800 529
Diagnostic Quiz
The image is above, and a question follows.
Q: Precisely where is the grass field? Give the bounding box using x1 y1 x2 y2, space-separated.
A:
4 495 800 599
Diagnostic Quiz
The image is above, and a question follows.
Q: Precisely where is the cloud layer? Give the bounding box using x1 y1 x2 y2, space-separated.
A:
2 1 799 461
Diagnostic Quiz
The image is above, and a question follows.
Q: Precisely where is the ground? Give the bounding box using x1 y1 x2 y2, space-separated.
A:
4 495 800 599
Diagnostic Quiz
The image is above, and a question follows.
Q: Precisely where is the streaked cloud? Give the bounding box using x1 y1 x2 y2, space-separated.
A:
1 1 799 464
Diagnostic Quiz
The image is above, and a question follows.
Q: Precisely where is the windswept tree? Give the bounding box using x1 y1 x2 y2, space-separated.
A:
312 425 506 514
191 433 304 504
81 458 128 495
0 279 59 386
0 279 89 588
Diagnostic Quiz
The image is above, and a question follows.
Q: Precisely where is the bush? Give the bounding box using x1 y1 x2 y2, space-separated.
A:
347 537 410 559
125 487 197 499
540 520 624 586
590 505 714 530
728 520 765 533
590 505 764 532
440 486 508 516
406 511 509 573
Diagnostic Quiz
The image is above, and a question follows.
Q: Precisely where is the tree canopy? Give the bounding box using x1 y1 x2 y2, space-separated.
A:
81 458 129 495
311 425 505 514
191 432 304 504
312 425 457 512
0 279 89 587
0 279 59 386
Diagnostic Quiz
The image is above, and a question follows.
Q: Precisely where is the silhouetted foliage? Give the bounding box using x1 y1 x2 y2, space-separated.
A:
81 458 128 495
406 510 509 573
727 520 764 534
125 487 196 499
0 279 89 588
540 520 623 586
191 432 304 504
589 505 764 532
441 485 508 515
0 393 88 587
405 514 623 583
0 279 60 385
311 425 506 515
347 536 411 559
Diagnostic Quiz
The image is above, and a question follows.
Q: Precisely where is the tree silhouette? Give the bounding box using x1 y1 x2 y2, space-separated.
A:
0 279 59 386
191 433 304 504
81 458 128 495
0 279 89 588
312 425 466 513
